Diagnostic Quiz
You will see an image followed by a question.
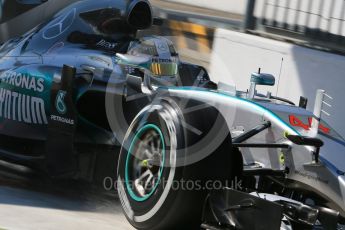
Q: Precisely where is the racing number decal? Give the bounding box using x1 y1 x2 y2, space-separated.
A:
289 115 330 134
289 115 309 130
55 90 67 115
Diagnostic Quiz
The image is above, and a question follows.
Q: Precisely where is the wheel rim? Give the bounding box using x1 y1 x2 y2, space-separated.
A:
125 124 166 202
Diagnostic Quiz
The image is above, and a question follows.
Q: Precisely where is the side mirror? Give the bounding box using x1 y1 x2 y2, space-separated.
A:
251 73 275 86
248 71 275 99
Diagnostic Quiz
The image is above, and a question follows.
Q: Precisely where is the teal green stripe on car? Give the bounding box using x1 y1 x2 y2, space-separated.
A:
163 86 300 135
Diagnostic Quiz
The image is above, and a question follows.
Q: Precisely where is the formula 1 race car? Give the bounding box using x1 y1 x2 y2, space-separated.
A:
1 0 345 230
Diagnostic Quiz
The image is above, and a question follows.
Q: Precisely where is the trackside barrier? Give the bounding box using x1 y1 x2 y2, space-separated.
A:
139 19 215 54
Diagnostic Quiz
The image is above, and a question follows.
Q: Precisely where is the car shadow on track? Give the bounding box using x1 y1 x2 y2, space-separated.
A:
0 160 120 213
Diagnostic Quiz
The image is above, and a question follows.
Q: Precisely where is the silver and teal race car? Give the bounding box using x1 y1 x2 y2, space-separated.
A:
0 0 344 229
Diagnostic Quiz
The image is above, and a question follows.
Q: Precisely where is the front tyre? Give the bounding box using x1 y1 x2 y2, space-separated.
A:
117 99 200 229
117 98 235 229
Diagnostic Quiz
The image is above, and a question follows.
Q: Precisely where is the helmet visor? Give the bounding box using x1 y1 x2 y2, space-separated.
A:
150 58 178 77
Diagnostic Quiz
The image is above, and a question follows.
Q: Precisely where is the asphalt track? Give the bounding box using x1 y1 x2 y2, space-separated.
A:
0 160 133 230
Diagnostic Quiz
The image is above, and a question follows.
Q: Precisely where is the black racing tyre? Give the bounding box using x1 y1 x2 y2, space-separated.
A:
117 98 236 230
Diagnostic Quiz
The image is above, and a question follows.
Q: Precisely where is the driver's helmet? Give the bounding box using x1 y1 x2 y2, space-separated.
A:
127 36 179 85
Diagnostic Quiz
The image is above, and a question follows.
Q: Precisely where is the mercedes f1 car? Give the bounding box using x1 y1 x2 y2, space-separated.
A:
0 0 345 229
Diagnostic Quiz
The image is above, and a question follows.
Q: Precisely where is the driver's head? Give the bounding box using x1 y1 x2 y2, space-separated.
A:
127 36 179 85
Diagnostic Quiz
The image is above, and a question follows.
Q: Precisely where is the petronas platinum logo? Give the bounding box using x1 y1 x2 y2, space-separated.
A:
0 88 48 125
55 90 67 115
